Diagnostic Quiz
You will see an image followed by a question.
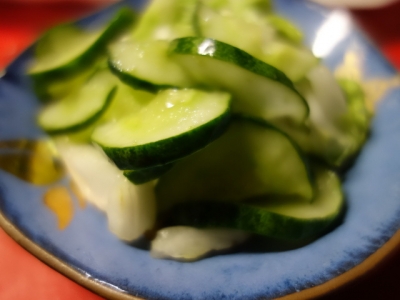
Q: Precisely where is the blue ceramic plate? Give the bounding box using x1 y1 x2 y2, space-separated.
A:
1 0 400 299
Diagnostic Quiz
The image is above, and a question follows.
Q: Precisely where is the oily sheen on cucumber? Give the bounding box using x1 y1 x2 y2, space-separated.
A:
108 38 192 91
161 166 344 240
92 88 231 169
108 0 199 91
169 37 309 128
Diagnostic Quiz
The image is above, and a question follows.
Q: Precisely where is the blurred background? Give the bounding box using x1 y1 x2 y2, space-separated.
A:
1 0 400 299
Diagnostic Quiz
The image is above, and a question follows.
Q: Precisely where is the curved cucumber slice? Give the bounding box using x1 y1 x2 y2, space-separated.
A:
201 0 272 19
133 0 198 41
266 15 303 44
108 37 192 91
28 8 135 76
92 88 232 169
31 58 104 103
53 80 155 144
162 167 344 240
290 65 370 167
169 37 309 127
101 82 155 122
151 226 249 261
38 70 118 134
196 4 317 82
156 117 313 212
196 3 275 52
123 163 174 185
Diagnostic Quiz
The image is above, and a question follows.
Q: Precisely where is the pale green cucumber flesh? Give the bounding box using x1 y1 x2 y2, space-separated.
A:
196 4 317 81
38 70 118 134
150 226 250 261
169 37 309 127
196 3 275 55
286 66 370 168
108 37 192 91
92 89 231 169
260 42 318 82
133 0 198 41
201 0 272 19
265 14 303 44
338 78 370 135
156 117 313 213
161 167 344 240
335 78 370 167
53 80 154 144
100 82 155 122
32 56 108 103
28 8 135 76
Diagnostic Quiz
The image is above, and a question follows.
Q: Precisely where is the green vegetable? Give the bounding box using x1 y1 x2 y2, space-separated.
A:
156 117 314 213
169 37 310 129
28 8 135 77
28 0 371 258
38 70 118 134
161 166 344 240
108 37 192 91
92 88 232 169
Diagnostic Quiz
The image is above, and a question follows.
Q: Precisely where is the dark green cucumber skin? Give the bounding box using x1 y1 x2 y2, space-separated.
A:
43 87 117 135
32 76 74 104
32 62 100 103
169 37 309 119
98 108 231 169
161 200 344 240
108 60 172 93
123 163 174 184
30 8 135 81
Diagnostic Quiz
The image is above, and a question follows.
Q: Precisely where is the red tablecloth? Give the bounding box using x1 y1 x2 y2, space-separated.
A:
1 1 400 299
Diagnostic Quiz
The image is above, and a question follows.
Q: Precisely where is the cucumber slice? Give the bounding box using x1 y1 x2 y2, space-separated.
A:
201 0 272 19
289 65 370 167
52 80 155 144
101 82 155 122
156 117 313 212
196 3 274 56
133 0 198 41
196 4 318 82
92 88 231 169
151 226 250 261
260 41 318 82
266 15 303 44
123 163 174 185
38 70 118 134
338 78 370 137
28 8 135 76
169 37 309 128
108 37 193 91
31 57 104 103
162 166 344 240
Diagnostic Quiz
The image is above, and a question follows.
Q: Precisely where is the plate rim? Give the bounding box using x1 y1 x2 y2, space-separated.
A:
1 0 400 299
1 210 400 299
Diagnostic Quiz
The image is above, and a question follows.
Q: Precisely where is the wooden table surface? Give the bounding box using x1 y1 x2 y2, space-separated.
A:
1 1 400 299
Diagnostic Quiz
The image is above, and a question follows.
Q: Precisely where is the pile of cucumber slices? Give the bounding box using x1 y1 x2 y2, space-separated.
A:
29 0 370 260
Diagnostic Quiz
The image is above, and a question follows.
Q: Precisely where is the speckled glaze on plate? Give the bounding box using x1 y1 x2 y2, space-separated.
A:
1 0 400 299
